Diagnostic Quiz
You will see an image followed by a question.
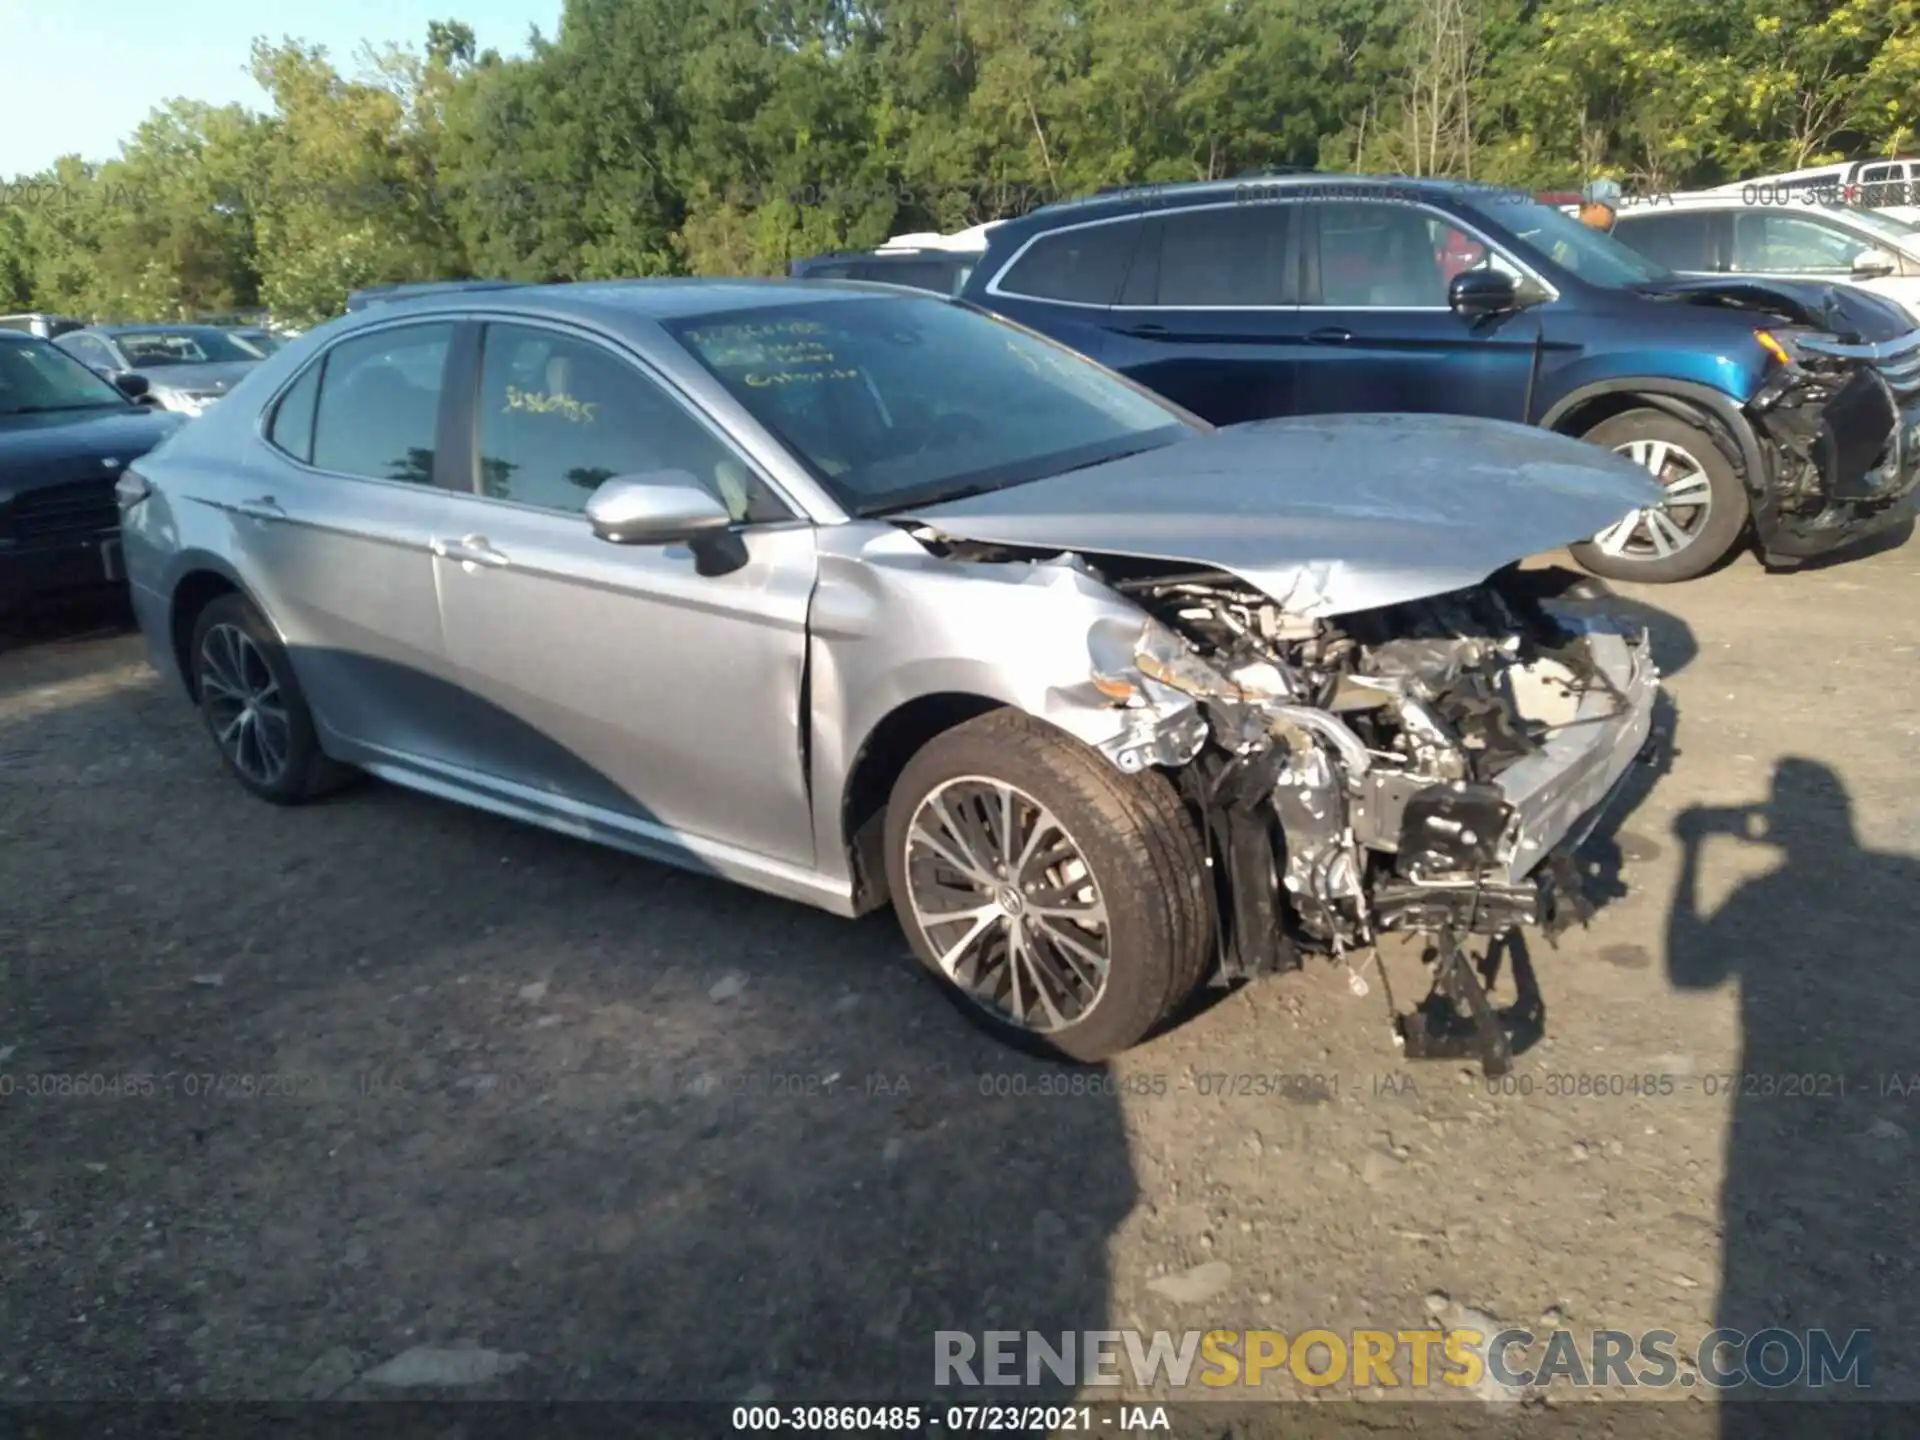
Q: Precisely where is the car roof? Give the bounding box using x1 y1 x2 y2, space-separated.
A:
981 174 1521 242
336 277 950 326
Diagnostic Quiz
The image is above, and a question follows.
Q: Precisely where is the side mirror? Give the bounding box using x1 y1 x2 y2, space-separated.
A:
1449 269 1519 319
112 372 150 400
1852 247 1897 280
585 472 733 545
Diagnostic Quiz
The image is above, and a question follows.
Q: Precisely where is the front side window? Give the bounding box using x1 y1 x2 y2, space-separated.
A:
666 295 1191 515
1146 205 1292 306
309 323 452 484
0 335 132 416
993 222 1139 305
475 324 781 522
1730 212 1871 273
1611 210 1715 270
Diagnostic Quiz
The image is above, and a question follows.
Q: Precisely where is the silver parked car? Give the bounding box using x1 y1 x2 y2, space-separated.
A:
55 324 266 417
120 280 1662 1065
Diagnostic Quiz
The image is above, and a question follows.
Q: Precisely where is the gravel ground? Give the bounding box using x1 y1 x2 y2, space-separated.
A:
2 532 1918 1426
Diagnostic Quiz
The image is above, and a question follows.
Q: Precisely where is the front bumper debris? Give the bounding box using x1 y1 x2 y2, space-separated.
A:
1392 709 1666 1076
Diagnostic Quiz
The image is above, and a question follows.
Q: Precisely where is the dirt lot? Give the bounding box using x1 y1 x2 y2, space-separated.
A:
3 532 1918 1423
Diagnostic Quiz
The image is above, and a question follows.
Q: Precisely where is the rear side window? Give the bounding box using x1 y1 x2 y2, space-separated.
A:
267 361 322 464
309 323 453 484
1612 211 1715 270
1154 205 1293 306
993 222 1139 305
1859 163 1908 208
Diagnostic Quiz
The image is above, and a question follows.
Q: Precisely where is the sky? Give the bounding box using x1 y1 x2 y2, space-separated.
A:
0 0 564 178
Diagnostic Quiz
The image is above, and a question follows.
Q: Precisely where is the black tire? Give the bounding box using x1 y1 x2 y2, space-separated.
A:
189 593 353 804
883 708 1212 1063
1567 408 1750 583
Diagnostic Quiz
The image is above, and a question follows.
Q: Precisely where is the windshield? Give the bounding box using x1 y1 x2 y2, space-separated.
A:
229 330 286 358
0 335 131 415
111 326 262 366
1466 195 1673 287
666 297 1192 514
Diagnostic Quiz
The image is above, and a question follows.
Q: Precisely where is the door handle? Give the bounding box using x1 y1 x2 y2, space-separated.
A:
1307 327 1353 345
432 534 510 568
233 495 286 521
1119 322 1171 339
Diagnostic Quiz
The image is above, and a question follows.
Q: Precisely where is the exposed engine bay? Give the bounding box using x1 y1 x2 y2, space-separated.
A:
917 532 1661 1072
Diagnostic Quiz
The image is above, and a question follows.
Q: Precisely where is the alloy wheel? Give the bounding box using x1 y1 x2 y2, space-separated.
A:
1593 438 1716 561
197 623 291 787
902 776 1111 1034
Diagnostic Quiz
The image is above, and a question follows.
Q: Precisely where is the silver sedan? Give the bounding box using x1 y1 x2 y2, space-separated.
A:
118 280 1661 1064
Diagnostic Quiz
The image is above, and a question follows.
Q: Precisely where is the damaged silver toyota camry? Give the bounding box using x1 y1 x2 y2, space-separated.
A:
122 281 1663 1069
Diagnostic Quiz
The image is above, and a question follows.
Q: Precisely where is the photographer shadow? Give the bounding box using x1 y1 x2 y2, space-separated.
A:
1668 758 1920 1423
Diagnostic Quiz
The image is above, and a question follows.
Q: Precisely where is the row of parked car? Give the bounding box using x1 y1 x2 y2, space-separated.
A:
0 173 1910 1069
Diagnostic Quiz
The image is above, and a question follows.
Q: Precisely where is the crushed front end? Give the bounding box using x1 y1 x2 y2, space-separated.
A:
1084 562 1660 1074
1749 329 1920 562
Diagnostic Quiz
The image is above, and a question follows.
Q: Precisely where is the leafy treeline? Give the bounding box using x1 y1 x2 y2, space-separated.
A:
5 0 1920 326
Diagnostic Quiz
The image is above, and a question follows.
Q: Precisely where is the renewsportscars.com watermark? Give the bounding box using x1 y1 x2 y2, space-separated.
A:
936 1327 1873 1391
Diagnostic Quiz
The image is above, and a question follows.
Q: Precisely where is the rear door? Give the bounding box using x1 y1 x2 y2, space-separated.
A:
226 319 467 761
1092 200 1309 424
1295 200 1541 421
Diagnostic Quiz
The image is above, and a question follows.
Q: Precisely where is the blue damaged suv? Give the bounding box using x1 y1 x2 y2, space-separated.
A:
961 176 1920 581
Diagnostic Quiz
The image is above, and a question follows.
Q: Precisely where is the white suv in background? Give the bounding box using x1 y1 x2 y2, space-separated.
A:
1607 193 1920 322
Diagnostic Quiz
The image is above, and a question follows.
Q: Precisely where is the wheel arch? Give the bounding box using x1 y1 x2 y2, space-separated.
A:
839 691 1009 913
165 558 276 699
1540 378 1768 508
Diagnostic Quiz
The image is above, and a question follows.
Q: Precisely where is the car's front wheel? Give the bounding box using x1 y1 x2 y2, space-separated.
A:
1568 408 1749 583
190 593 352 804
883 709 1212 1062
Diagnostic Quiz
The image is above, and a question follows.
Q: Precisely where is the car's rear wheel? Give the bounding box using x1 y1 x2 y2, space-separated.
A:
190 594 352 805
883 709 1212 1062
1568 409 1749 583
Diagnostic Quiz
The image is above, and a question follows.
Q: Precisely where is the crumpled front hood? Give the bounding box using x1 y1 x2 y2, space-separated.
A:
1637 275 1913 342
899 413 1662 617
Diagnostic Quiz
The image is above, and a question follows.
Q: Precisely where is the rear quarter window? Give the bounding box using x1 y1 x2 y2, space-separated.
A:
993 223 1139 305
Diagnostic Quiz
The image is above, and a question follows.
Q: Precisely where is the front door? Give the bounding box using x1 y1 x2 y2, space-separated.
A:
1295 200 1541 421
429 319 819 867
